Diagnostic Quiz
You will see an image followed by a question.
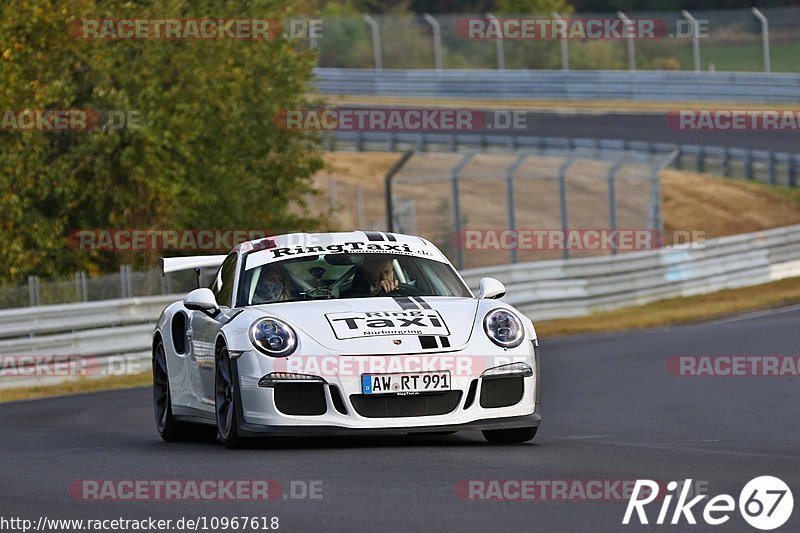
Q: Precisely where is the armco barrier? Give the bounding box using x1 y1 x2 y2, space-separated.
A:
2 224 800 387
315 68 800 103
0 296 173 389
461 224 800 319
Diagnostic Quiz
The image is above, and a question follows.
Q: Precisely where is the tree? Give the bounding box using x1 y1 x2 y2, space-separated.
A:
0 0 325 283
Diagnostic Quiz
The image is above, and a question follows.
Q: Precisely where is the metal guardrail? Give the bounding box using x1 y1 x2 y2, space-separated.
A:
315 68 800 103
0 295 173 340
460 224 800 320
0 296 173 389
2 224 800 387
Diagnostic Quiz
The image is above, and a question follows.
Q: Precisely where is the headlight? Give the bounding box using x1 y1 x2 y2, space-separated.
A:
249 318 297 357
258 372 325 387
483 309 524 348
481 362 533 379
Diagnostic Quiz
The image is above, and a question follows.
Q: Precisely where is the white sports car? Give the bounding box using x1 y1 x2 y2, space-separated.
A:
153 231 540 447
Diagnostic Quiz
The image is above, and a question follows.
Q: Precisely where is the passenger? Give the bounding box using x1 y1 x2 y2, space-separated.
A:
253 264 292 303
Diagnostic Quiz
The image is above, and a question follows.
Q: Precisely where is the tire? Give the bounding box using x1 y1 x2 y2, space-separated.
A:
215 344 244 448
482 426 538 444
153 340 217 442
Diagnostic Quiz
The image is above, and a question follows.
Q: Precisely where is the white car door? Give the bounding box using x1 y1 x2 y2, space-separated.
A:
188 252 238 408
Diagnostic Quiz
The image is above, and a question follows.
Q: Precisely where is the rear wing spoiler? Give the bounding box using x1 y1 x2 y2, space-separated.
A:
159 255 227 275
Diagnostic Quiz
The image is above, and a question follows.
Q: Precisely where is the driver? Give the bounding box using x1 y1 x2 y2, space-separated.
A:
342 255 399 297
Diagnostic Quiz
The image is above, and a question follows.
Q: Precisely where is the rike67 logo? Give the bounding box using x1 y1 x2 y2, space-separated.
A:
624 476 794 530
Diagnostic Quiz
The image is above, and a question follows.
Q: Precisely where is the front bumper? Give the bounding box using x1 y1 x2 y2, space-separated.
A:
232 343 540 436
237 411 540 437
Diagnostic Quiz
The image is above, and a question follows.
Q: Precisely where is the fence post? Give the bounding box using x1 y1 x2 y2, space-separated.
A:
384 150 415 232
329 177 338 209
558 155 577 260
28 275 40 307
422 14 443 70
617 11 636 71
607 156 626 255
356 185 365 228
751 8 771 73
768 152 776 184
75 271 88 302
744 149 754 180
552 12 569 71
721 147 730 177
485 13 505 70
362 14 383 70
452 152 476 269
696 145 705 173
505 153 530 264
120 265 132 299
681 10 701 72
648 150 679 243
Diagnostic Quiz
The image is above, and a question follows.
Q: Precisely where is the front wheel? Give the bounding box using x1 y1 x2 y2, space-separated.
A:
482 426 538 444
215 344 244 448
153 341 216 442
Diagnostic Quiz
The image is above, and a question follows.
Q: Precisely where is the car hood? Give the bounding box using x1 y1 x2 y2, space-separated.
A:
252 297 479 354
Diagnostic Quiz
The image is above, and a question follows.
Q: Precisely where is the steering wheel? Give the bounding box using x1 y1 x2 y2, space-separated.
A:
303 287 333 299
386 282 424 296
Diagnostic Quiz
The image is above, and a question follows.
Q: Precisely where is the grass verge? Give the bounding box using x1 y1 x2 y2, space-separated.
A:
0 372 151 403
534 276 800 338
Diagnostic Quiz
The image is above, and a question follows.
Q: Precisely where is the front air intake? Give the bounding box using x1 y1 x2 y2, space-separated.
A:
479 376 524 408
349 391 462 418
273 383 327 416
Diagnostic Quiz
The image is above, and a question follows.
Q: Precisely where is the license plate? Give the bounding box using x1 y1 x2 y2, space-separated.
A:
361 371 451 395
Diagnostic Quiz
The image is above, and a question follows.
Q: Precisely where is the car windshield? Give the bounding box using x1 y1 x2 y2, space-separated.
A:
238 253 471 305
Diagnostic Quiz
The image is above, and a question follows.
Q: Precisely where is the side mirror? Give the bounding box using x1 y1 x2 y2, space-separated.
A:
184 288 219 314
478 277 506 299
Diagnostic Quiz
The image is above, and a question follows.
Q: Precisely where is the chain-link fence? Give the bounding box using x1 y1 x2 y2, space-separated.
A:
1 144 674 309
0 267 211 310
319 146 675 270
315 7 800 72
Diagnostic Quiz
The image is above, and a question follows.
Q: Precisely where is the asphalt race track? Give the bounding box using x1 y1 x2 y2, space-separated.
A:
515 111 800 152
1 306 798 532
367 106 800 152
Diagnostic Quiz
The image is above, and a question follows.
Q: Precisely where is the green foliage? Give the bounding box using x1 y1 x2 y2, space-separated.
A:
0 0 326 283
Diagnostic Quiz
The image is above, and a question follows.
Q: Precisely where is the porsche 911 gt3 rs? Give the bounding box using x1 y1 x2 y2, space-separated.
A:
152 231 540 447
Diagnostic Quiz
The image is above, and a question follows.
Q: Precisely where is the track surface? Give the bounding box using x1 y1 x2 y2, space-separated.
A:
515 112 800 151
2 307 799 532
